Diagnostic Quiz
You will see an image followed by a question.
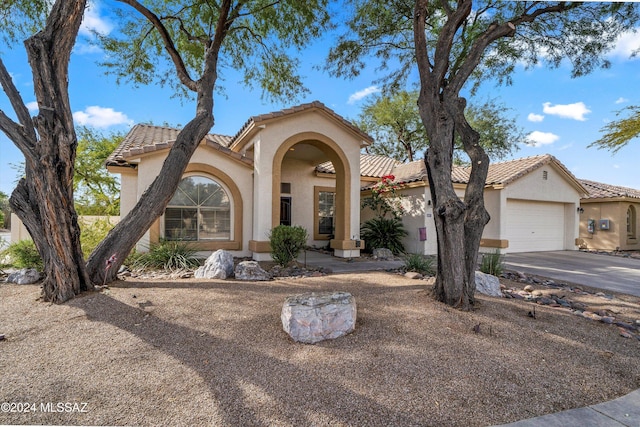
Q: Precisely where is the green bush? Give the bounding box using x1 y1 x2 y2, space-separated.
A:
360 217 408 255
480 250 504 276
269 225 308 267
80 218 115 259
131 239 201 271
403 253 435 275
2 239 43 269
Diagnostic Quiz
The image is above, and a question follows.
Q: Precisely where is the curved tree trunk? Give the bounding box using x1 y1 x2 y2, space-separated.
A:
2 0 91 303
85 110 215 284
84 0 232 285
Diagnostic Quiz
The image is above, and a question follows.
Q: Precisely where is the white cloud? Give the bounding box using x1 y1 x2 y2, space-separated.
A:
613 164 620 169
347 86 380 104
542 102 591 121
26 101 38 112
608 29 640 60
80 1 112 37
527 113 544 123
73 106 133 128
615 97 628 104
527 131 559 147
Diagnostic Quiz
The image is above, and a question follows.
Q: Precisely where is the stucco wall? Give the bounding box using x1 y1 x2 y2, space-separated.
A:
123 145 254 256
579 201 640 251
249 109 364 247
280 157 337 248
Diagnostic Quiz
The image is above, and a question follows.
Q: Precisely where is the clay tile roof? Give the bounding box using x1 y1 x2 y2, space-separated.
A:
451 154 580 187
316 153 400 177
106 124 235 167
579 179 640 199
390 160 428 184
231 100 373 146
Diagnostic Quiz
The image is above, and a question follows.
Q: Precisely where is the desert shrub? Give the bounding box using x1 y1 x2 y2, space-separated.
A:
269 225 308 267
480 250 504 276
404 253 435 275
131 239 200 271
80 218 115 258
2 239 43 269
360 217 407 255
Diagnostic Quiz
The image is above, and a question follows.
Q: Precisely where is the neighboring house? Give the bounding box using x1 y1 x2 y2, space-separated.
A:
577 179 640 251
359 154 587 255
106 101 375 260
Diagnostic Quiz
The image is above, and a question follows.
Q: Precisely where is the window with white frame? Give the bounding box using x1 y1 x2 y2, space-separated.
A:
165 176 231 241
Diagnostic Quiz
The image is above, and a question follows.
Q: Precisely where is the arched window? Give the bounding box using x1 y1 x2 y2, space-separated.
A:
165 176 231 241
627 205 636 239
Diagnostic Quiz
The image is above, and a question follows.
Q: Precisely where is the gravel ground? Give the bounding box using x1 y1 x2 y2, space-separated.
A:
1 272 639 426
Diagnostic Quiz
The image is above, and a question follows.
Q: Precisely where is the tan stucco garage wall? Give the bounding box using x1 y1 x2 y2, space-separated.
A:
579 201 640 251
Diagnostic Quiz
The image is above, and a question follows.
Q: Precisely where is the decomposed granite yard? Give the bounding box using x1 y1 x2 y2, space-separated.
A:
1 271 639 426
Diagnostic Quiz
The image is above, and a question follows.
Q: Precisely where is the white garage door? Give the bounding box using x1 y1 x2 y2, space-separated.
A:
506 200 565 252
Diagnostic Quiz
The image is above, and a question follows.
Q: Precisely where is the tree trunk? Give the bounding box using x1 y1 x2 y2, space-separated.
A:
85 111 214 285
4 0 91 303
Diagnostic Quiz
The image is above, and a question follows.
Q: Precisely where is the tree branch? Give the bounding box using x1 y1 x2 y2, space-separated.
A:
118 0 197 92
0 57 36 141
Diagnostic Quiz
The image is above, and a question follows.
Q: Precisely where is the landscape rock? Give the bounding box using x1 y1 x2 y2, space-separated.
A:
372 248 394 260
474 271 503 297
235 261 271 281
404 272 423 280
524 285 534 293
194 250 234 279
281 291 356 344
7 268 42 285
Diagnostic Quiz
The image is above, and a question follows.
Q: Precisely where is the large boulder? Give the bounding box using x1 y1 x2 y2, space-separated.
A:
234 261 271 281
281 291 357 344
7 268 42 285
475 271 503 297
194 250 234 279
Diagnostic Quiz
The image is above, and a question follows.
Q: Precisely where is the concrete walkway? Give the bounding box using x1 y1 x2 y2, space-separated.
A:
296 250 405 273
493 388 640 426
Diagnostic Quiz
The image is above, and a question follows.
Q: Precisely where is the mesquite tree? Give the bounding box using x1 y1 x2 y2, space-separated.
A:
329 0 639 309
1 0 330 302
0 0 91 302
85 0 331 286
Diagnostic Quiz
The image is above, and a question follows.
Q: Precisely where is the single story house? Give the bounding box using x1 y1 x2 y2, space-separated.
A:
357 154 587 255
106 101 379 260
577 179 640 251
10 101 600 259
106 100 591 259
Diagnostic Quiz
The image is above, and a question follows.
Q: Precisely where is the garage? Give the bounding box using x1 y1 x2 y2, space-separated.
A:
506 199 566 252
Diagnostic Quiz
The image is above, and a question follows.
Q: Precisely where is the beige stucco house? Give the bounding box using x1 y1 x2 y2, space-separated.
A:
107 101 376 260
577 179 640 251
357 154 587 255
106 98 587 260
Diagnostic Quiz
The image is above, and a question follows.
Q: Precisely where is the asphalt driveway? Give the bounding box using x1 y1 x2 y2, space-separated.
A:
503 251 640 297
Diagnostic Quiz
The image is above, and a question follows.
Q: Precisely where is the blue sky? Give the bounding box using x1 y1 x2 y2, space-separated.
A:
1 2 639 197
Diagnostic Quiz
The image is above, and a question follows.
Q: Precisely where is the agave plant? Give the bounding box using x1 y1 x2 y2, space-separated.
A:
360 217 408 255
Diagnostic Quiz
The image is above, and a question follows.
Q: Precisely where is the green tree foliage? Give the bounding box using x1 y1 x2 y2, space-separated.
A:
590 106 640 153
74 127 123 215
0 191 8 228
86 0 333 287
358 90 526 163
328 0 640 309
97 0 332 103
